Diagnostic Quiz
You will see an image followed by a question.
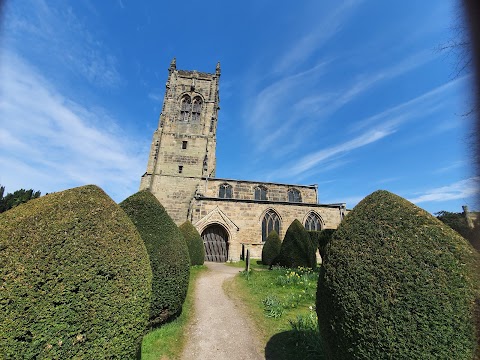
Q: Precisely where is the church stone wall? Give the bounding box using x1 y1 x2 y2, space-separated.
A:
145 175 201 224
191 198 343 260
201 178 318 203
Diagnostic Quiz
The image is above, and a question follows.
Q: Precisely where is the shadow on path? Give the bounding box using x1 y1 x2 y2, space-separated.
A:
265 330 325 360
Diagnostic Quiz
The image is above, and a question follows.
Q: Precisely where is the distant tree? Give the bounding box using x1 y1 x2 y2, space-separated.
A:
0 186 41 213
436 210 479 250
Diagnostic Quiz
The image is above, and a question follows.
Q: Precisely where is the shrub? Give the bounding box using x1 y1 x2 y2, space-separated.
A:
0 185 152 359
307 229 335 260
317 190 480 360
262 230 282 266
278 219 317 269
120 190 190 326
179 220 205 265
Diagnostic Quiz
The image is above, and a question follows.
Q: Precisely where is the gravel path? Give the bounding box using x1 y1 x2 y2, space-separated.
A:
181 262 263 360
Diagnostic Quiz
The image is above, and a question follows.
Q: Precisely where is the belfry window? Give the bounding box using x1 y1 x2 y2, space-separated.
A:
262 209 280 242
304 212 323 231
192 97 202 122
218 183 232 199
180 95 191 122
254 186 267 200
287 188 302 203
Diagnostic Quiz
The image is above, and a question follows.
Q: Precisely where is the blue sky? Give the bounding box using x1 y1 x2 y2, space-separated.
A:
1 0 478 213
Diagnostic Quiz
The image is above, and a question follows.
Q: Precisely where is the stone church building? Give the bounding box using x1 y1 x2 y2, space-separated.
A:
140 59 347 261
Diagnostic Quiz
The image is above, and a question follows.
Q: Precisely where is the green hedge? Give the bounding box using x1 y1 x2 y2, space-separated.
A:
307 229 335 260
120 191 190 326
262 230 282 266
278 219 317 269
179 220 205 265
317 190 480 359
0 185 152 359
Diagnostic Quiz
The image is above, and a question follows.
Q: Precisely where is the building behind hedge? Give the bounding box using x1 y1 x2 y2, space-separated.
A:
140 59 347 261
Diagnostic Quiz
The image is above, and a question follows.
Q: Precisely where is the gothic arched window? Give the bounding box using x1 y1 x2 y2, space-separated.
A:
218 183 232 199
192 97 202 122
262 209 280 242
304 212 323 231
254 186 267 200
287 188 302 203
180 95 191 122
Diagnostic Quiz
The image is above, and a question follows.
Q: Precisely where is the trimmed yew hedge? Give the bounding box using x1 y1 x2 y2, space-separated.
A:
262 230 282 266
317 190 480 359
179 220 205 266
120 191 190 326
307 229 335 259
278 219 317 269
0 185 152 359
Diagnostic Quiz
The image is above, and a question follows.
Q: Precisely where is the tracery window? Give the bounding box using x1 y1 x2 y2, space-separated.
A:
262 209 280 242
218 183 232 199
180 95 191 122
254 186 267 200
304 212 323 231
287 188 302 203
191 97 202 122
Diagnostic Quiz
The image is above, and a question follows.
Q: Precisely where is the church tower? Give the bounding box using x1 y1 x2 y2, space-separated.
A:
140 59 221 223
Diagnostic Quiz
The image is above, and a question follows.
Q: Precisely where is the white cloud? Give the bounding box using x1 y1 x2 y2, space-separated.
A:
248 49 437 155
0 52 145 202
288 126 396 177
273 0 362 74
408 177 479 204
351 75 470 133
5 0 122 88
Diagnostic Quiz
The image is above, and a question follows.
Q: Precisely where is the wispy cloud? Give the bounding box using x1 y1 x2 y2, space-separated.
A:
0 52 144 201
408 177 479 204
248 49 437 155
261 72 467 181
434 160 468 174
351 75 470 133
273 0 362 74
5 0 122 88
289 126 396 177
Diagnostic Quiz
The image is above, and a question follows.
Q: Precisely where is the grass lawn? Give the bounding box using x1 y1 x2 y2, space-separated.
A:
225 265 324 360
225 258 266 270
141 265 207 360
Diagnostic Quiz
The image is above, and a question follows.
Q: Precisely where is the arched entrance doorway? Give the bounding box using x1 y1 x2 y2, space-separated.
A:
201 224 229 262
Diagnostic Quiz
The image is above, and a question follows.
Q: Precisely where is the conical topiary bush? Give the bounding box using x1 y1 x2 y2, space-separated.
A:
179 220 205 266
0 185 152 359
120 190 190 325
278 219 317 269
262 230 281 266
317 190 480 359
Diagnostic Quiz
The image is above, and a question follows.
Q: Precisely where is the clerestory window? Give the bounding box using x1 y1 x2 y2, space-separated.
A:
218 183 232 199
254 186 267 200
262 209 280 242
287 188 302 203
304 212 323 231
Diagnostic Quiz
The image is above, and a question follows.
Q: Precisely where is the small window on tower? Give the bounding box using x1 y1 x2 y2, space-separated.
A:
178 165 183 173
182 141 188 149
